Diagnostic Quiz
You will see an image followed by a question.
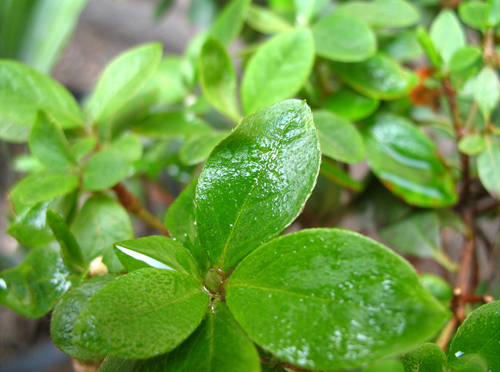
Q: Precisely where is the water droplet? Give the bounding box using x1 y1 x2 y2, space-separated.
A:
455 351 464 358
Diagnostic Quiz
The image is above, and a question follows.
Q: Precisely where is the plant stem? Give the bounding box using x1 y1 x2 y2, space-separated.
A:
435 316 458 351
112 182 171 236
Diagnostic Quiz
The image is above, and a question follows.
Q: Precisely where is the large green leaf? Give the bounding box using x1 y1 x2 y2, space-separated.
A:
196 100 321 271
209 0 250 47
448 301 500 372
71 194 134 273
83 148 131 191
313 110 365 163
163 301 261 372
51 275 117 361
477 137 500 199
324 87 380 121
86 43 162 124
402 343 447 372
199 39 241 122
0 246 81 318
179 130 229 166
312 13 376 62
430 10 465 68
473 67 500 123
361 113 458 207
226 228 450 371
458 1 489 30
73 268 210 358
330 54 418 100
133 111 211 140
449 47 482 73
0 60 83 142
241 29 315 114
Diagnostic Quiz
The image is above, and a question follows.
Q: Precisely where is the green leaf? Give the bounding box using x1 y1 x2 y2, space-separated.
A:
226 228 450 371
86 43 162 124
312 13 376 63
29 110 77 171
293 0 329 25
459 1 489 30
46 209 86 273
320 158 364 191
477 137 500 199
133 112 211 140
74 268 210 358
209 0 250 47
402 343 447 372
458 133 486 155
336 0 419 28
99 356 168 372
382 31 423 63
179 130 229 166
363 359 404 372
83 148 131 191
71 194 134 273
313 110 365 163
420 273 453 304
0 60 83 142
241 29 315 114
110 134 143 162
448 301 500 372
199 39 241 122
155 0 174 20
473 67 500 123
489 0 500 26
196 100 320 271
330 54 418 101
51 275 117 361
114 236 201 280
430 10 466 67
324 87 380 121
246 5 293 34
361 113 458 207
72 137 97 160
449 46 482 72
163 301 261 372
165 180 210 272
0 246 80 318
416 27 443 68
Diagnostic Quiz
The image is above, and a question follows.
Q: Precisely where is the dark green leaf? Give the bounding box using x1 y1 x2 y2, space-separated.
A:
241 29 315 114
155 0 174 20
430 10 465 67
324 87 380 121
196 100 321 271
363 359 404 372
83 148 131 191
226 228 450 371
458 133 486 155
477 137 500 199
361 113 458 207
448 301 500 372
51 275 117 361
209 0 251 47
330 54 418 101
416 27 443 68
0 246 81 318
449 46 482 73
246 5 293 34
74 268 210 358
179 130 229 165
133 112 211 140
420 273 453 304
312 13 376 62
320 158 364 191
402 343 447 372
99 355 168 372
473 67 500 123
459 1 489 30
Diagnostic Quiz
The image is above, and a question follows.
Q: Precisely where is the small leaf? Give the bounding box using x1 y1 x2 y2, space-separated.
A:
0 246 80 318
163 301 261 372
320 158 364 191
110 134 143 162
458 133 486 155
196 100 320 271
246 5 293 34
294 0 329 25
241 29 315 114
330 54 418 100
402 343 447 372
86 43 162 124
179 130 229 166
209 0 250 47
324 87 379 121
489 0 500 26
459 1 490 30
416 27 443 68
430 10 466 67
199 39 241 122
313 110 365 163
382 31 423 64
420 273 453 304
449 46 482 72
99 356 168 372
226 228 450 371
73 268 210 358
473 67 500 123
83 148 131 191
72 137 97 160
477 137 500 199
51 275 117 361
155 0 174 20
133 112 211 140
448 301 500 372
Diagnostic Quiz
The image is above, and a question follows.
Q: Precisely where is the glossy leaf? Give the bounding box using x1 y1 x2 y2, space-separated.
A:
99 356 168 372
449 46 482 72
133 112 211 140
29 110 77 172
199 39 241 122
313 110 365 163
71 194 134 273
473 67 500 123
312 13 376 62
246 5 293 34
324 87 379 121
83 148 131 191
0 60 83 142
330 54 418 101
114 236 201 280
448 301 500 372
430 10 465 67
163 301 261 372
51 275 117 361
226 228 450 371
209 0 250 47
74 268 210 358
86 43 162 124
458 133 486 155
241 29 315 114
416 27 442 68
477 138 500 199
196 100 321 271
361 113 458 207
402 343 447 372
165 180 209 272
0 246 80 318
179 130 229 166
459 1 489 30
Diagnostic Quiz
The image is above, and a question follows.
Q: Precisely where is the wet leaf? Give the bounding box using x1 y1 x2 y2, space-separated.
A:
402 342 447 372
324 87 379 121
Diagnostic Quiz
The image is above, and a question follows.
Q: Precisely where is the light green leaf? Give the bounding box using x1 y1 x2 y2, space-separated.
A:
324 87 379 121
416 27 443 68
83 148 131 191
449 46 482 72
402 343 447 372
489 0 500 26
459 1 490 30
241 29 315 114
312 13 376 62
313 110 365 163
209 0 250 46
458 133 486 155
86 43 162 124
246 5 293 34
110 134 143 162
0 60 83 142
199 39 241 122
133 112 211 140
74 268 210 358
226 228 450 371
477 137 500 199
473 67 500 123
294 0 329 25
72 137 97 160
196 100 320 271
383 31 423 63
448 301 500 372
420 273 453 304
330 54 418 101
363 359 404 372
179 130 229 166
430 10 466 67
